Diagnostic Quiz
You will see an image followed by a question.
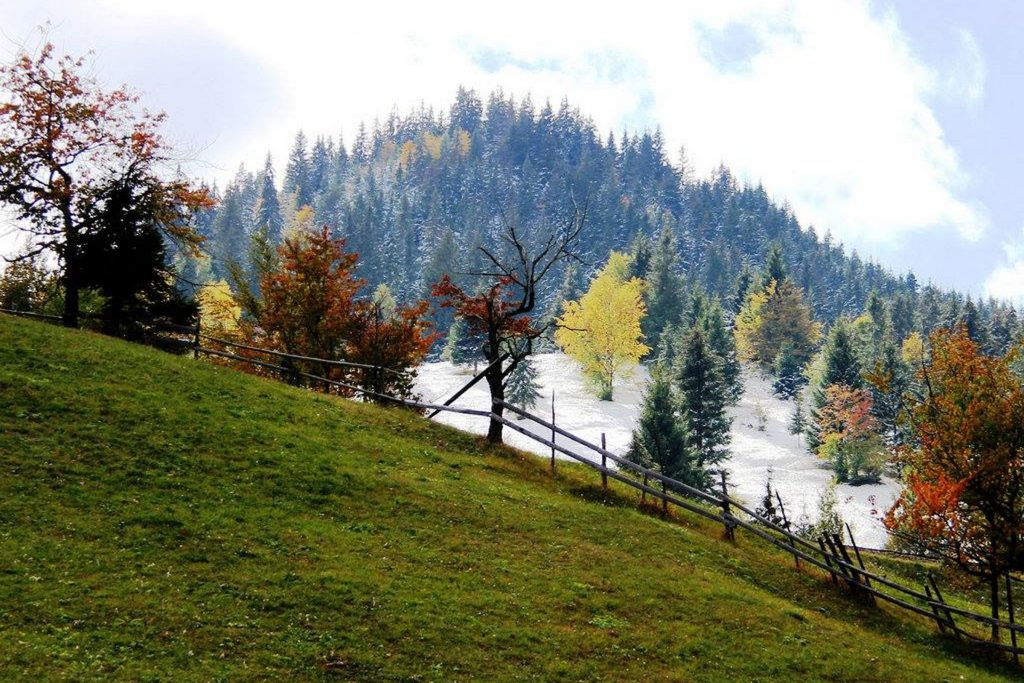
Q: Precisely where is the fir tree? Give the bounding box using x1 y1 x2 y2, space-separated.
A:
755 469 785 527
441 317 479 366
643 224 685 352
809 319 863 450
772 341 806 399
506 355 542 413
789 395 807 436
254 153 283 243
675 328 731 482
763 242 787 289
626 368 696 487
701 298 742 401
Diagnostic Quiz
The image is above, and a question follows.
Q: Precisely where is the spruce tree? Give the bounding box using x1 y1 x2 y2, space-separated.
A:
808 320 863 449
763 242 787 288
772 341 806 399
755 469 785 526
626 369 695 486
675 328 731 483
283 131 312 208
506 355 542 413
643 224 685 351
789 396 807 436
255 153 283 243
701 299 742 401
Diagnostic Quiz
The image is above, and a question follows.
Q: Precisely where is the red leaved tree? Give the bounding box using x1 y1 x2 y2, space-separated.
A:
433 205 585 443
249 226 434 401
0 42 208 327
885 327 1024 640
260 226 364 377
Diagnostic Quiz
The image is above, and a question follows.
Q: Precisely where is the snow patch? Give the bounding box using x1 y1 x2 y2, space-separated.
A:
415 353 897 548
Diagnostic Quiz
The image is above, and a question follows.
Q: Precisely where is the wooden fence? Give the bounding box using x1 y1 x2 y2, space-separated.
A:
3 306 1021 665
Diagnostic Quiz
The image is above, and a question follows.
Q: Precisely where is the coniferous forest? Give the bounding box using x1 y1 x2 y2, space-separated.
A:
187 88 1021 355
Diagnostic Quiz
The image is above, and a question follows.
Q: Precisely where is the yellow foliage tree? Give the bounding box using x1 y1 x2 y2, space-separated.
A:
399 140 418 169
901 331 926 366
421 132 443 160
555 252 649 400
735 280 820 366
197 280 241 336
455 129 471 157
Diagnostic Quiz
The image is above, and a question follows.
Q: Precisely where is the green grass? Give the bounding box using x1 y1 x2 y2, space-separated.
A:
0 314 1018 681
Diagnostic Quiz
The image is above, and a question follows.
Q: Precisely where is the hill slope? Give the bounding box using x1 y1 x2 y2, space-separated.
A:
0 315 1015 681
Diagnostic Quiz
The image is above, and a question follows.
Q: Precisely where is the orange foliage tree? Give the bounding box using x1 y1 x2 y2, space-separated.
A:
814 385 885 483
885 327 1024 640
0 43 208 327
249 226 434 402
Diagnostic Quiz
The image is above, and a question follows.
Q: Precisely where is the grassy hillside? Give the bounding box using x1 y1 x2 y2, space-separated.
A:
0 315 1016 681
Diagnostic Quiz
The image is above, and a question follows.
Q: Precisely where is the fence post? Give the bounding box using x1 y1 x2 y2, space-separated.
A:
775 490 799 569
1008 573 1019 665
642 473 648 504
818 537 839 586
600 432 608 494
193 314 201 360
927 573 960 640
719 470 735 541
550 391 556 473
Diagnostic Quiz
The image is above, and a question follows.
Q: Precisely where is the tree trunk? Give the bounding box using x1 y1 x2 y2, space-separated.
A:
484 326 506 443
61 203 80 328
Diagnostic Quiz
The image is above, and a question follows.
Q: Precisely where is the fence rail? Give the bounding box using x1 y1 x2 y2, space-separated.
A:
4 306 1022 663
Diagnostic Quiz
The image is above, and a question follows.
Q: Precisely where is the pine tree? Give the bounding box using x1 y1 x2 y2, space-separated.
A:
789 395 807 436
643 224 685 350
441 317 479 366
675 328 731 481
701 298 742 401
808 320 863 450
772 341 806 399
626 369 695 486
732 265 754 314
254 154 283 243
284 131 312 209
763 242 787 289
506 355 542 413
755 469 785 526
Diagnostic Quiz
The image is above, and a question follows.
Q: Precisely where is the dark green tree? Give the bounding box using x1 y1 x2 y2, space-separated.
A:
675 328 731 483
255 153 283 242
626 368 696 488
506 353 542 413
643 223 685 352
701 298 742 401
772 341 806 399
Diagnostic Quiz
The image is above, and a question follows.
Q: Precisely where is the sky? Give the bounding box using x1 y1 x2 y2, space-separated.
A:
2 0 1022 303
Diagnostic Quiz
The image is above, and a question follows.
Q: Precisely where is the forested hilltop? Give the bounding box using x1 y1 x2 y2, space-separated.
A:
190 87 1018 348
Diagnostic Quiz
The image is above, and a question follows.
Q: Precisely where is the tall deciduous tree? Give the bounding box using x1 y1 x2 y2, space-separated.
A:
735 280 820 368
886 328 1024 641
555 252 649 400
0 43 208 326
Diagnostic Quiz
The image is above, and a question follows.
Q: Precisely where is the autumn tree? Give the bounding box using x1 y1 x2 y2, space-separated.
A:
886 328 1024 641
735 280 820 368
433 204 584 442
0 43 208 327
555 252 649 400
814 384 885 483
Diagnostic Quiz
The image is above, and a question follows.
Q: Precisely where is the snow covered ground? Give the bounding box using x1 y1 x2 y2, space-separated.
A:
414 353 897 548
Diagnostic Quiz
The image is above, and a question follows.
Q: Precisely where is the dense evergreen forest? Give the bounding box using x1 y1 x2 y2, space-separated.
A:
189 87 1020 352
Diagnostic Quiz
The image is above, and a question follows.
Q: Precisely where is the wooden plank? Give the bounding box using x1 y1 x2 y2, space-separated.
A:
1008 574 1020 664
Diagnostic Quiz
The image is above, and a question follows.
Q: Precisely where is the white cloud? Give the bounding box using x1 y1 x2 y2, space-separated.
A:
986 227 1024 304
8 0 989 252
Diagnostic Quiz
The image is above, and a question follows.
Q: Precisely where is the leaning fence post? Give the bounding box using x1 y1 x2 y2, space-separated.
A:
775 490 800 569
600 432 608 494
818 536 839 586
719 470 735 541
927 573 960 640
550 391 556 474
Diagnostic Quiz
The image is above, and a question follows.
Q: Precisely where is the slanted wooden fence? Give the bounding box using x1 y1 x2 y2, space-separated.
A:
3 306 1022 665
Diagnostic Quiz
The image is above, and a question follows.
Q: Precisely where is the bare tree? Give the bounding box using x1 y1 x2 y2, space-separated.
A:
433 201 585 443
